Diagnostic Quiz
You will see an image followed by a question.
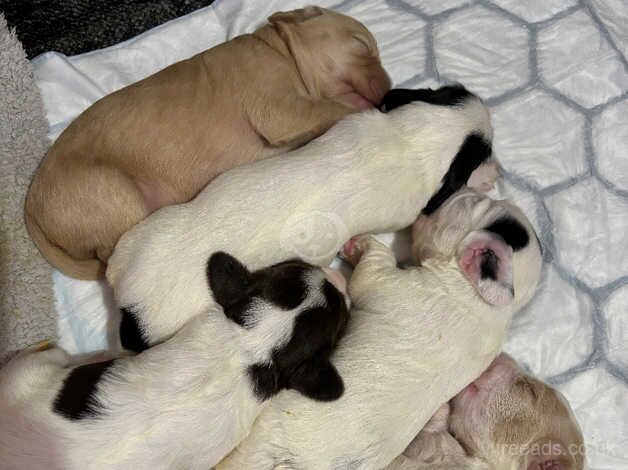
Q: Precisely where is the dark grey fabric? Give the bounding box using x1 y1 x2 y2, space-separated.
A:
1 0 215 58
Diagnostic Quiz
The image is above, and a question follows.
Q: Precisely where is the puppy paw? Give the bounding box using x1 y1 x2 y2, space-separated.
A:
340 235 370 266
468 159 499 193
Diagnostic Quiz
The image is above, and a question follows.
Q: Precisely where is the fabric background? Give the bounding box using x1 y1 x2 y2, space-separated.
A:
0 14 56 363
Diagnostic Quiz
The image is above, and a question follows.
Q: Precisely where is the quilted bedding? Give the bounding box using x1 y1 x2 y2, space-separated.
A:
32 0 627 467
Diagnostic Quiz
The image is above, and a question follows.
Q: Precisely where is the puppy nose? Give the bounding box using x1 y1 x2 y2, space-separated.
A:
322 267 347 295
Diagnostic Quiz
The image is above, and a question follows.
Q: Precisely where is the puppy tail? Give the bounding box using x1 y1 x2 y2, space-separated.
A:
0 341 68 406
24 210 105 280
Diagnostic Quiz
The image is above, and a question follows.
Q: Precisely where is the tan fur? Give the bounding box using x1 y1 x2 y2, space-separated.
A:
25 6 390 280
391 354 585 470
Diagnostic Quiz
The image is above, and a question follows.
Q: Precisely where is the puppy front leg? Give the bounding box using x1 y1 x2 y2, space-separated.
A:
251 95 352 148
342 235 396 270
342 235 398 308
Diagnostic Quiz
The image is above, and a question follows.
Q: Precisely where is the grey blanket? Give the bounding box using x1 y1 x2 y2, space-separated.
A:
0 14 55 363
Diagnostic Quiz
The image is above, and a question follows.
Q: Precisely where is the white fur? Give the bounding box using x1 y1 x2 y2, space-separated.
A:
217 192 542 470
107 98 492 346
0 276 329 470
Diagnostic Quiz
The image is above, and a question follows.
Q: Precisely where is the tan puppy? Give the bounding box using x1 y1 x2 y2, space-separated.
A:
390 353 585 470
25 6 391 280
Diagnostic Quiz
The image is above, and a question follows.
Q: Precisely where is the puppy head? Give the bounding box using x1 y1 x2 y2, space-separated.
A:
208 252 350 401
380 86 497 207
412 188 542 310
449 353 585 469
268 6 391 109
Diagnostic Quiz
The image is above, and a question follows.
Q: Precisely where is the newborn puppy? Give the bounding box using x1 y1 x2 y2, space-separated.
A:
410 188 541 307
390 353 585 470
109 85 496 351
216 189 542 469
0 254 349 470
25 6 391 280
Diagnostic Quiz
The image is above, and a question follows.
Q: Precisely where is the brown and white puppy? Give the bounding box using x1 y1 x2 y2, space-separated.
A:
25 6 391 280
390 353 585 470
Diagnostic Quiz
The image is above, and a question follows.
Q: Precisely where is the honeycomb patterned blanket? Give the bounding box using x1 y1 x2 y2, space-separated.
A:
32 0 627 466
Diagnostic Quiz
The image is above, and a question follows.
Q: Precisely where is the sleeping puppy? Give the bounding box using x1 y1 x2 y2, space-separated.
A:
0 254 349 470
108 85 497 352
25 6 391 280
216 189 542 469
389 353 585 470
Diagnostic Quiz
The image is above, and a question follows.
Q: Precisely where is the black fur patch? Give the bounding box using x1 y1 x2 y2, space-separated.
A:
485 217 530 252
480 250 499 280
262 263 308 310
422 133 492 215
248 363 279 401
247 283 349 402
207 251 349 402
208 253 311 327
251 280 349 402
208 252 251 314
322 280 344 314
379 85 473 113
119 307 150 353
53 360 115 420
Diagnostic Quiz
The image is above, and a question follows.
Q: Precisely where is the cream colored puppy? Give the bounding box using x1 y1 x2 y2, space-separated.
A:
107 86 496 352
25 6 391 280
389 353 585 470
217 189 543 469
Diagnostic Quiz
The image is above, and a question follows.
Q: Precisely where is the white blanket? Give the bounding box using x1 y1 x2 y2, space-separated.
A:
32 0 627 467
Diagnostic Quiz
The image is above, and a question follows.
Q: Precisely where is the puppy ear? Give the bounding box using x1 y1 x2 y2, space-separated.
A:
457 230 514 307
207 252 250 308
288 354 344 401
267 8 322 97
268 6 324 24
248 363 280 401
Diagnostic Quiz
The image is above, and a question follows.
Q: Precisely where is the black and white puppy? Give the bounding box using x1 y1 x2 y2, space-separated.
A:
109 85 497 352
0 254 349 470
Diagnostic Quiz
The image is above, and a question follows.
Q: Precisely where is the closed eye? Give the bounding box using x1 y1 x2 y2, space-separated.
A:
351 34 373 55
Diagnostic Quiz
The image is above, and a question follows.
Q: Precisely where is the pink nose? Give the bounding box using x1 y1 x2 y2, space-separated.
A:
322 267 347 295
